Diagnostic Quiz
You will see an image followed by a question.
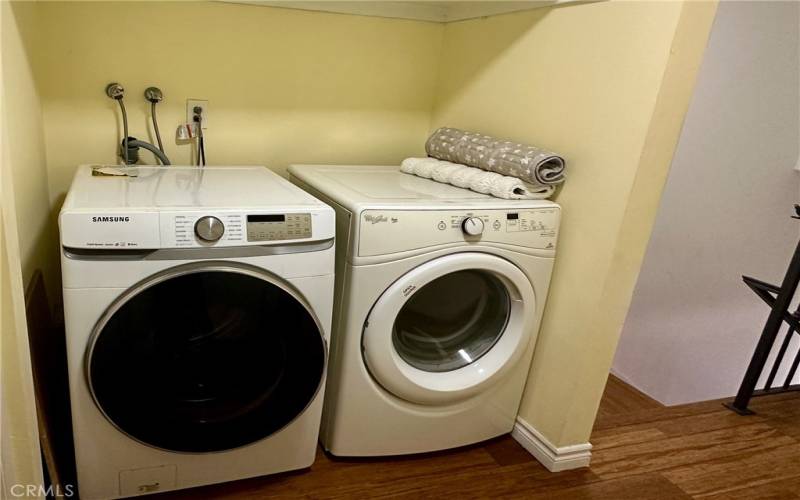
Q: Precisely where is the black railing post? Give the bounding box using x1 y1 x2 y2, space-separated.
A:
728 237 800 414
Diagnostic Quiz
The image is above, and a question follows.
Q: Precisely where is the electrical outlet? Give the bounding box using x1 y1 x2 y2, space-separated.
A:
187 99 209 129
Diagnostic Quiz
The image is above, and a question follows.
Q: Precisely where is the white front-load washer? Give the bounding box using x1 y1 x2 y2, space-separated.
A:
59 166 335 499
288 164 560 456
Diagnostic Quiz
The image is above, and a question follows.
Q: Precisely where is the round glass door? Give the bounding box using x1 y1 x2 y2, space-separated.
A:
86 262 326 453
393 270 510 372
362 253 537 406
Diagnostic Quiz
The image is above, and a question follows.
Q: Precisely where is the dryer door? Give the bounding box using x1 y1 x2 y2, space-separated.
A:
86 261 326 453
362 253 536 405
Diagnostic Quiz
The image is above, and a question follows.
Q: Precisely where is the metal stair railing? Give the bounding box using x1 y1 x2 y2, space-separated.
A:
725 205 800 415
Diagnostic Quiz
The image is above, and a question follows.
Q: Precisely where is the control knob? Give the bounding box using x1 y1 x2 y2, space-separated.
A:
461 217 484 236
194 216 225 242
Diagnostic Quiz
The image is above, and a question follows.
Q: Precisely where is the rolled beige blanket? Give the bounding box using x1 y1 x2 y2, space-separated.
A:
400 158 555 200
425 127 566 186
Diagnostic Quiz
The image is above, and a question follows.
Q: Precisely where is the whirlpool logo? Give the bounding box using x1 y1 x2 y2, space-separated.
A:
91 216 130 223
364 214 388 225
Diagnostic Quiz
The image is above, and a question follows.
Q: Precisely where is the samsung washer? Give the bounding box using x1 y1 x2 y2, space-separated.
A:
60 166 335 498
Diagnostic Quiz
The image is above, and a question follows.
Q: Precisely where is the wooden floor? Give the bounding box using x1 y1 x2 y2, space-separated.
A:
153 376 800 499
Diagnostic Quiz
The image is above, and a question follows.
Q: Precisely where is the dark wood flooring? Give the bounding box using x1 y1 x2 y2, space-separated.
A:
153 376 800 499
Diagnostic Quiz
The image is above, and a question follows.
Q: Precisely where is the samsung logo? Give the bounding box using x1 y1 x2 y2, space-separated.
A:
91 216 130 223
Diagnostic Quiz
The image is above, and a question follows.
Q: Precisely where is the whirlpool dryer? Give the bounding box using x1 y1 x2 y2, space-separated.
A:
59 166 335 499
288 164 560 456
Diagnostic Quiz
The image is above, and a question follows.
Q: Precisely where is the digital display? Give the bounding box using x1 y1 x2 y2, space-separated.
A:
248 214 285 223
506 213 519 220
246 213 311 242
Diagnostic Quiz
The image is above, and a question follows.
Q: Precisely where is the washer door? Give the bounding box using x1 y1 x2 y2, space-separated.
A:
86 261 326 453
362 253 536 405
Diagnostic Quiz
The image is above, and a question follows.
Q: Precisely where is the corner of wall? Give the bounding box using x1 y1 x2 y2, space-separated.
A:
426 20 449 136
0 21 45 487
2 0 56 295
511 417 592 472
558 0 719 443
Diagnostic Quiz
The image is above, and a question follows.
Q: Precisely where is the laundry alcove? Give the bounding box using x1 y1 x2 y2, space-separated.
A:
2 0 718 489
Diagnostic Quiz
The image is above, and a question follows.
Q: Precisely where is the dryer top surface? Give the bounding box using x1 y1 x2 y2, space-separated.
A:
288 164 560 212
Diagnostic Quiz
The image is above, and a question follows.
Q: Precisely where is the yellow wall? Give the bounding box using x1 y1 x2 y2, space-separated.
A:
432 0 716 446
33 1 443 205
2 2 45 493
2 1 55 290
1 200 44 498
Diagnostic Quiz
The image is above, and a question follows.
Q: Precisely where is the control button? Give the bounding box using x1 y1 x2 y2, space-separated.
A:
493 220 501 230
194 216 225 242
461 217 485 236
437 221 447 231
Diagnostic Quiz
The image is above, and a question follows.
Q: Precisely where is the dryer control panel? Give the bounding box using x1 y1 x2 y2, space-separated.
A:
358 207 560 257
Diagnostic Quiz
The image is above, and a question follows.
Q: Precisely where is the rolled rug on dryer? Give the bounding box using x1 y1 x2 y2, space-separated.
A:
488 175 555 200
401 158 555 200
461 166 556 199
397 171 456 197
462 169 502 195
449 165 485 189
400 157 439 179
430 162 462 184
400 157 427 174
425 127 566 186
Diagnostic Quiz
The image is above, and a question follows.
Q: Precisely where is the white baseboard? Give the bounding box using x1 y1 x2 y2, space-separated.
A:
511 417 592 472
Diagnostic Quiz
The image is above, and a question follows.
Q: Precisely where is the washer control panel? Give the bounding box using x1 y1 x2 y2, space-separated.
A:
160 211 317 247
63 208 333 250
172 213 244 247
247 213 312 242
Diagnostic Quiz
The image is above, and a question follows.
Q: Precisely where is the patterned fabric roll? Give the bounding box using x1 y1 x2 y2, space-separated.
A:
400 157 555 200
425 127 566 186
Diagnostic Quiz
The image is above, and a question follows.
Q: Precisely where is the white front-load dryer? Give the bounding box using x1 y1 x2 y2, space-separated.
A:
288 164 560 456
59 166 335 499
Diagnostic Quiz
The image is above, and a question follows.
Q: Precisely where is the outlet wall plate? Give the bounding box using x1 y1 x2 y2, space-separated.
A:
187 99 209 129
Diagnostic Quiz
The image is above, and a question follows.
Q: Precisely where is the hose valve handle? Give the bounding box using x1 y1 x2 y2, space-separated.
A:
144 86 163 103
105 82 125 100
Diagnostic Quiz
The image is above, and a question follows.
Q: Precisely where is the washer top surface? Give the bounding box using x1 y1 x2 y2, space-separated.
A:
60 166 335 250
289 165 559 212
63 165 328 212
